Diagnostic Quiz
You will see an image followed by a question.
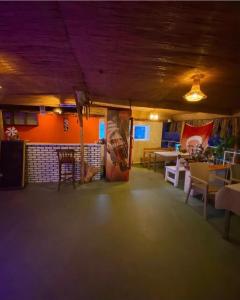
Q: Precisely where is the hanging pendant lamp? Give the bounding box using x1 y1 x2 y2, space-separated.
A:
184 74 207 102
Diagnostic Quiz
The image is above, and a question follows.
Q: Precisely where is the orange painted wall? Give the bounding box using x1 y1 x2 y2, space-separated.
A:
4 113 100 143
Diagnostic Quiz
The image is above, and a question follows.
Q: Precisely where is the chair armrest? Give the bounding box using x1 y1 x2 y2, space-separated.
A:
190 175 208 186
212 175 231 185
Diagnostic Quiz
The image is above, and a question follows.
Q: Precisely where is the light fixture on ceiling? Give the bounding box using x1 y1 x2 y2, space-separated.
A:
149 112 159 121
183 74 207 102
53 107 62 114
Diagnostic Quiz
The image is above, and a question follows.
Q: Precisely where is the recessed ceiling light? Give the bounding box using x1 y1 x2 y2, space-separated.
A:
149 112 159 121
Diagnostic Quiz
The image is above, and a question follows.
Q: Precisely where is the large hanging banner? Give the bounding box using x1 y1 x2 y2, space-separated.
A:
106 109 130 181
181 121 213 152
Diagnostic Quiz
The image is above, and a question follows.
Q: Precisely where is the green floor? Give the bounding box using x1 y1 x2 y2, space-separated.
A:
0 167 239 300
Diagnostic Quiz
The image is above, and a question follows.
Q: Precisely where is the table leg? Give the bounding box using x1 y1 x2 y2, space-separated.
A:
224 167 230 181
148 153 151 169
184 170 191 193
154 153 157 171
223 210 232 240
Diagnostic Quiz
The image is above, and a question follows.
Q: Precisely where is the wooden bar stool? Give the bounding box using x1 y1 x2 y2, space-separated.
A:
57 149 76 190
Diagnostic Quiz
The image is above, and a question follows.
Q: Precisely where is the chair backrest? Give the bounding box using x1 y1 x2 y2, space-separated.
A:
56 149 75 163
143 147 174 159
176 155 185 170
223 151 236 165
189 162 209 182
234 153 240 164
143 147 174 153
230 164 240 180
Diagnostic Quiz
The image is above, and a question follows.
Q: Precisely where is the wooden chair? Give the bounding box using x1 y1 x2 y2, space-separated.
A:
165 155 186 187
154 147 177 171
142 148 162 167
223 151 237 165
57 149 76 190
216 164 240 185
142 147 173 169
146 152 155 169
185 162 228 219
230 164 240 183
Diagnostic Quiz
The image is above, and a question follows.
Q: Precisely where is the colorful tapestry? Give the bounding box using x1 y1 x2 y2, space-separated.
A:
106 109 131 181
181 121 214 152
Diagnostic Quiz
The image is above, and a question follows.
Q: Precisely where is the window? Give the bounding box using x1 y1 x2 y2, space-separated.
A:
134 125 150 141
99 119 106 139
3 111 38 126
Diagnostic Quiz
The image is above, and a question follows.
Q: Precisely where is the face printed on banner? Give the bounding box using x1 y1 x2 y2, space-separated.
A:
181 122 214 152
186 135 203 152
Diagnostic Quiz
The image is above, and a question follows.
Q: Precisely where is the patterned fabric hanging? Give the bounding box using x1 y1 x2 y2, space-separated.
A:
63 118 69 132
169 117 240 143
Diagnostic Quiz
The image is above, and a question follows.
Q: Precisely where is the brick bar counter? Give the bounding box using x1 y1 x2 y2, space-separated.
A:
26 143 102 183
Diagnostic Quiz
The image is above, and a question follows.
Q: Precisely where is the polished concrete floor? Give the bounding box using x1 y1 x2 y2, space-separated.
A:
0 167 240 300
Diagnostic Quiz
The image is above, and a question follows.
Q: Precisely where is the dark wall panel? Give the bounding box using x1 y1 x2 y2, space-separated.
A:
0 140 25 189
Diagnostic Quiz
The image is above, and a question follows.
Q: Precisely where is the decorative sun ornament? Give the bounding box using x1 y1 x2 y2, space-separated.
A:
5 126 18 138
184 74 207 102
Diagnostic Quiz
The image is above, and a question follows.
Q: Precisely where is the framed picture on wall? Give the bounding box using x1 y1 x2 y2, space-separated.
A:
134 125 150 141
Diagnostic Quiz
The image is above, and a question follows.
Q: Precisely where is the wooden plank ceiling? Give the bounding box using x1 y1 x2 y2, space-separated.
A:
0 1 240 114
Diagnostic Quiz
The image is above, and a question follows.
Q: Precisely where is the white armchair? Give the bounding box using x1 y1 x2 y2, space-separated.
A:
165 155 185 187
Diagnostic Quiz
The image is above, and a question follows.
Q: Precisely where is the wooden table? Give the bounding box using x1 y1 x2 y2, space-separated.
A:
208 164 231 171
215 183 240 239
154 151 190 159
154 151 190 171
142 147 165 168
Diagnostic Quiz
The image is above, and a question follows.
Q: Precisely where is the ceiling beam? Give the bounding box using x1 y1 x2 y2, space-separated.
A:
0 92 235 116
92 95 233 115
172 112 230 122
